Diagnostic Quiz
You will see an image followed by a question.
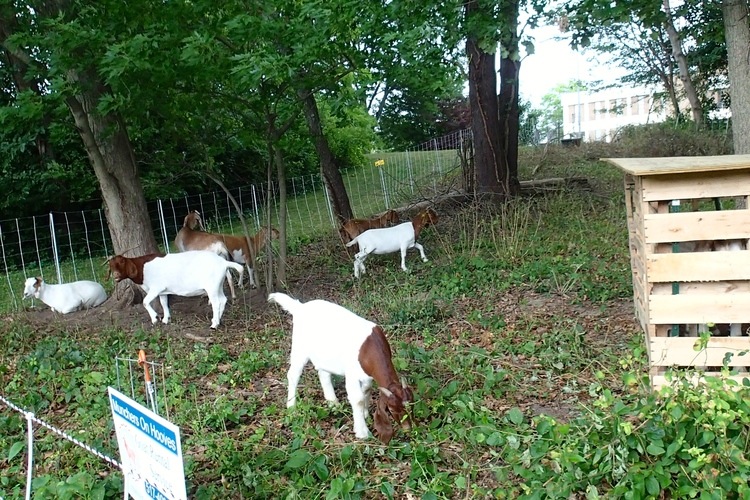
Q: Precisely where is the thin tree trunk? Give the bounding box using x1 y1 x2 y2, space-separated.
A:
723 0 750 154
265 141 275 291
274 145 287 288
298 89 353 220
663 0 703 126
498 0 521 196
0 17 54 163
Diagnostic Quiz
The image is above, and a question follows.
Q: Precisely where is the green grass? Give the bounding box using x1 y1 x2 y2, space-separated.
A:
0 149 458 314
2 144 750 498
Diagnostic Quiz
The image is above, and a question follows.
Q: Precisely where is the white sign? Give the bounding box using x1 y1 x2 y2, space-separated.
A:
108 387 187 500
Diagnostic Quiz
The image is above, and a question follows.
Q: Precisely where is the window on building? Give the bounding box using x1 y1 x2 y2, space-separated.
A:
568 104 576 124
589 102 597 120
630 96 640 115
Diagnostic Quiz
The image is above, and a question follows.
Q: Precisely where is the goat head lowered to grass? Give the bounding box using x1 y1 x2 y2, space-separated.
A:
268 292 413 444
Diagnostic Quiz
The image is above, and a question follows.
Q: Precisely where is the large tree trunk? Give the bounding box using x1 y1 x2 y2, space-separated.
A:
298 89 353 221
723 0 750 154
498 0 521 196
663 0 703 126
62 72 158 304
464 0 507 197
64 73 158 258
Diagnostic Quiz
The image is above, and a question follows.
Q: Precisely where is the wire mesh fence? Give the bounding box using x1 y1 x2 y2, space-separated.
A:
0 129 469 314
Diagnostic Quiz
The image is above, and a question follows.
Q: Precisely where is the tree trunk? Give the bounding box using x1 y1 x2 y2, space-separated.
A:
274 144 287 288
464 0 507 197
498 0 521 196
723 0 750 154
64 73 158 258
0 17 55 164
663 0 704 126
298 89 353 221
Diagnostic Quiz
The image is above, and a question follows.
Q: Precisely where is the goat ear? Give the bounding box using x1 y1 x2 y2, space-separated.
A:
126 259 137 279
373 396 394 445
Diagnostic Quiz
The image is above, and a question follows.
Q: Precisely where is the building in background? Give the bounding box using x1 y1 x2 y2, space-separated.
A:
560 87 669 142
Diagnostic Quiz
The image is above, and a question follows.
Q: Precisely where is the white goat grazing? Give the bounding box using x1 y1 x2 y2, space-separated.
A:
268 292 413 443
346 208 438 278
22 277 107 314
138 251 243 329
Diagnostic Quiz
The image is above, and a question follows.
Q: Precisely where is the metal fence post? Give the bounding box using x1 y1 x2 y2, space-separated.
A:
49 213 62 283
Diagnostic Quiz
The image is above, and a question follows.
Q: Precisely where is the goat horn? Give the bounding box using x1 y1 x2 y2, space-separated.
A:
400 377 408 389
380 387 393 398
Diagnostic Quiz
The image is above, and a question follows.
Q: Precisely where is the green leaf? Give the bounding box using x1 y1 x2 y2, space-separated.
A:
8 441 25 461
283 449 312 470
646 442 665 456
380 481 395 500
645 475 660 496
507 407 524 425
666 440 680 457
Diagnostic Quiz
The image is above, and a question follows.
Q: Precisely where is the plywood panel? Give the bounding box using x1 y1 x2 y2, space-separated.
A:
641 170 750 201
644 210 750 243
603 155 750 176
649 294 750 323
650 336 750 366
647 252 750 282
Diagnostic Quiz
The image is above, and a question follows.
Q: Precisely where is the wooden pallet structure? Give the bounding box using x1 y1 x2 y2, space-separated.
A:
604 155 750 389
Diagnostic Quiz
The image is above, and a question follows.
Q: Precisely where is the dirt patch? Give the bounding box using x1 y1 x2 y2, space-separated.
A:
17 283 272 345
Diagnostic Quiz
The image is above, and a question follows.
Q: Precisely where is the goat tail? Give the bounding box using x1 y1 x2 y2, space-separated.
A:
267 292 302 315
345 237 358 248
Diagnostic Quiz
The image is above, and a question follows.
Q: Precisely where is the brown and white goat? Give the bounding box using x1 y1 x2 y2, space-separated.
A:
108 251 243 329
346 207 438 278
105 253 165 284
339 209 400 248
268 292 413 444
175 211 278 292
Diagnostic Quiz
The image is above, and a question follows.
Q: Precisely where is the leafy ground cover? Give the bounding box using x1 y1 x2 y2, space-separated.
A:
2 143 749 499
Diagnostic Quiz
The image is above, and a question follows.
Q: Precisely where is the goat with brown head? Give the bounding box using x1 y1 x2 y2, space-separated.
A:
268 293 414 443
346 207 438 278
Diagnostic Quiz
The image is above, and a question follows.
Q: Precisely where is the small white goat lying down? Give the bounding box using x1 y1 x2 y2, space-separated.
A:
346 208 438 278
22 277 107 314
108 251 243 329
268 292 413 444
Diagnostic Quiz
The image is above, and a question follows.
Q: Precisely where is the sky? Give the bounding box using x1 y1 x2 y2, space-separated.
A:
518 25 627 108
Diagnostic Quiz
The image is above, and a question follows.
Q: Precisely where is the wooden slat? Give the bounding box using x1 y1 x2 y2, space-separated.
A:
649 294 750 323
647 252 750 282
641 170 750 201
644 210 750 243
603 155 750 176
652 373 750 390
652 281 750 295
650 337 750 367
